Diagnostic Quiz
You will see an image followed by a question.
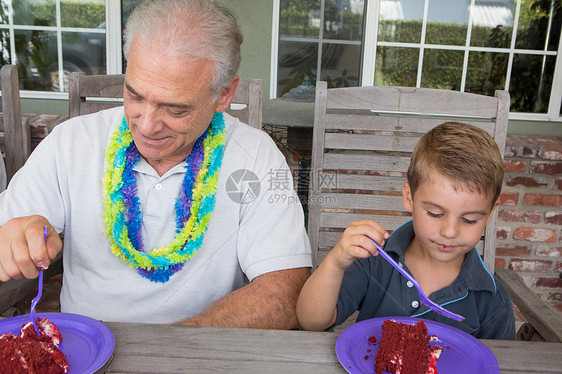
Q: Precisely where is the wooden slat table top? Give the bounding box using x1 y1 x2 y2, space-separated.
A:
103 322 562 374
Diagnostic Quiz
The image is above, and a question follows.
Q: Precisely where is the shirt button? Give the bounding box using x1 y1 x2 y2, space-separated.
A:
411 300 419 308
407 281 414 288
398 262 404 268
155 183 163 190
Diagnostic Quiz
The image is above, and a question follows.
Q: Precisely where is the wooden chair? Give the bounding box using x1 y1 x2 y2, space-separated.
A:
0 65 30 185
225 78 262 129
308 82 562 341
69 72 263 128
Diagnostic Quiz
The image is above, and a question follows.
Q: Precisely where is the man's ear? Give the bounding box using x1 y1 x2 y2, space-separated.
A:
403 181 413 213
214 75 240 113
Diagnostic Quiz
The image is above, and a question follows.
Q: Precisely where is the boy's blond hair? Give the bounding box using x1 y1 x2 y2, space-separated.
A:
407 122 504 204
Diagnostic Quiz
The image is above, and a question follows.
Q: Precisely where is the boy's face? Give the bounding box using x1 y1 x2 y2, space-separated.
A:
402 171 498 265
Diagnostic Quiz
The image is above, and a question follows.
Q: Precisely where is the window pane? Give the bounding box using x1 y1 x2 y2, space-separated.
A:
121 0 143 71
378 0 423 43
61 0 105 28
470 0 514 48
320 43 360 87
13 0 56 27
323 0 364 41
516 0 561 51
1 1 8 25
510 54 556 113
14 29 57 91
375 46 418 87
278 41 318 97
421 49 463 90
465 51 508 95
62 30 106 75
279 0 321 38
122 1 141 25
425 1 468 46
0 29 10 66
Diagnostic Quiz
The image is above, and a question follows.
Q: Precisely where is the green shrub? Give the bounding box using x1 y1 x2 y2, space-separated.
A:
26 1 105 28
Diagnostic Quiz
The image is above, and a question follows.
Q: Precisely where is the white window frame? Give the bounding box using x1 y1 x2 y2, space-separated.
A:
272 0 562 122
1 0 122 99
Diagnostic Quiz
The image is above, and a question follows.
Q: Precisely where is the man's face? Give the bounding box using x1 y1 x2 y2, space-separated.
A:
402 171 498 265
123 39 233 174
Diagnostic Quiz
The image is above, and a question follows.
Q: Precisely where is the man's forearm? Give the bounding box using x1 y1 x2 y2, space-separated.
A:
176 267 310 329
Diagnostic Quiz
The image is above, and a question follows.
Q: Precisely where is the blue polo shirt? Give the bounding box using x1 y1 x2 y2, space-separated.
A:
335 220 516 340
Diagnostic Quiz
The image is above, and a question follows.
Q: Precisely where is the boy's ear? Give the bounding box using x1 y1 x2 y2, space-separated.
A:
485 199 500 225
403 181 413 213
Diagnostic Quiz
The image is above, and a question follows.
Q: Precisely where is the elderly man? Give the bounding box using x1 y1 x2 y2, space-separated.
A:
0 0 311 328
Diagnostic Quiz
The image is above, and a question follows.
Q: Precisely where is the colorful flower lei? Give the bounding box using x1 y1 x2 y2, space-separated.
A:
102 113 225 283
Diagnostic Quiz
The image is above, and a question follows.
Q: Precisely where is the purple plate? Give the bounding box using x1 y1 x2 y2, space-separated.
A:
0 312 114 373
336 316 499 374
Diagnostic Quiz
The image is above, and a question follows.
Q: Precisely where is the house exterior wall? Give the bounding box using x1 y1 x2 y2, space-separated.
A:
225 0 274 101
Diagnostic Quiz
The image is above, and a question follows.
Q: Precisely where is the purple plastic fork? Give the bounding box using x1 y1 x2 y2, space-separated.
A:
366 236 465 322
29 226 48 335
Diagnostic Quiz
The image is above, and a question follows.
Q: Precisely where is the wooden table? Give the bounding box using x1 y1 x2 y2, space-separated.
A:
103 323 562 373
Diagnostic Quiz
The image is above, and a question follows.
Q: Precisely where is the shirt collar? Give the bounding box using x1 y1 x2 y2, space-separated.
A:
383 220 414 260
133 157 187 178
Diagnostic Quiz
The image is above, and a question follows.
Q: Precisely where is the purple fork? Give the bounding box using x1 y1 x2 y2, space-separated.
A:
367 237 465 322
29 226 48 334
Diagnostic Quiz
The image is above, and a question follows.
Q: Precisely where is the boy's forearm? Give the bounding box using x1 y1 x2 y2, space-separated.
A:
296 253 346 331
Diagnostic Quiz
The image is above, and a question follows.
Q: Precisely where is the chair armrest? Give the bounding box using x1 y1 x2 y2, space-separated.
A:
0 251 63 316
495 267 562 342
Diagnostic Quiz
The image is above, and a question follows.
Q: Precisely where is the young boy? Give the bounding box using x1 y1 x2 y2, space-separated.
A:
297 122 515 340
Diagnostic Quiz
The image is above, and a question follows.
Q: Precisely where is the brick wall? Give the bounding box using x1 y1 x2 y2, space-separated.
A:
497 134 562 313
27 117 562 313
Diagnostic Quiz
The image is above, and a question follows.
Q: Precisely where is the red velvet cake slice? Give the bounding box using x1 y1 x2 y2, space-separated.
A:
374 319 442 374
0 317 69 373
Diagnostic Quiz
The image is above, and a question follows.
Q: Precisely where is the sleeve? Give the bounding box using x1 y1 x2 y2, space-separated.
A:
478 280 516 340
334 258 371 327
0 129 66 231
235 128 312 281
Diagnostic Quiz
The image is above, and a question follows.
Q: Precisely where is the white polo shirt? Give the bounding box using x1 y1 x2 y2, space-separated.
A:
0 107 311 323
0 154 5 192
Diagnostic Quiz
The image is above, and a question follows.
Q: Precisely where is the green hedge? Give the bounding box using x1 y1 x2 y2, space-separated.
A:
14 1 105 29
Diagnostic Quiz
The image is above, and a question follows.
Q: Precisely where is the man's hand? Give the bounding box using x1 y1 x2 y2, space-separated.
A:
176 267 310 329
0 215 62 281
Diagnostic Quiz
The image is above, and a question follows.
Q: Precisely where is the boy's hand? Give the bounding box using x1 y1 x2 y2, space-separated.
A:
298 219 388 331
330 219 389 270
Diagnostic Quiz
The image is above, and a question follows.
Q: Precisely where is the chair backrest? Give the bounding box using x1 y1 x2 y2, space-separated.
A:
69 72 263 128
68 73 124 118
225 79 262 129
0 65 30 184
308 82 509 272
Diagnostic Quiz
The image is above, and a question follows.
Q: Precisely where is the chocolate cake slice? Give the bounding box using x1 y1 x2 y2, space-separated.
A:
374 319 442 374
0 317 69 373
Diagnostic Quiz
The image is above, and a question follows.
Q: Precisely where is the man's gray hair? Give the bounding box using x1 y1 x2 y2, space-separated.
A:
123 0 243 100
